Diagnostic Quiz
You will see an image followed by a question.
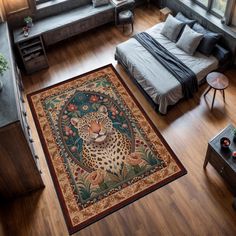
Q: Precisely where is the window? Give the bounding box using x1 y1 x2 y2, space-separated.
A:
193 0 228 17
200 0 208 7
212 0 227 16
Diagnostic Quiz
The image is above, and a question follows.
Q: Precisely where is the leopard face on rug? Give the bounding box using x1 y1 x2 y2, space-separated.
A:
71 105 132 174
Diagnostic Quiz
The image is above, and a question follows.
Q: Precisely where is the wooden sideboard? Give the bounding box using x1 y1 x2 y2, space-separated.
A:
204 124 236 209
13 4 114 74
0 22 44 200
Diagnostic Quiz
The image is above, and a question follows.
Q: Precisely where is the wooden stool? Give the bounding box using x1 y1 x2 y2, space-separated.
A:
204 72 229 110
115 0 135 33
118 10 134 33
159 7 172 21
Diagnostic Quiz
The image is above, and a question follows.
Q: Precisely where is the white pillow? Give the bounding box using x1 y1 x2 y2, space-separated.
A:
176 25 203 55
160 14 184 42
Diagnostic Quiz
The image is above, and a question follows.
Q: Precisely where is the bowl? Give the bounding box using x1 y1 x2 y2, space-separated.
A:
232 151 236 160
220 137 231 149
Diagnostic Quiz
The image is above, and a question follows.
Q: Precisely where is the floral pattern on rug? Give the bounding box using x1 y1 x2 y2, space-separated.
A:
28 65 186 234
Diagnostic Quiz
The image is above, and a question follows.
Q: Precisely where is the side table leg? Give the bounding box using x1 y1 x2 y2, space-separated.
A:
222 90 226 103
204 86 212 97
211 89 216 110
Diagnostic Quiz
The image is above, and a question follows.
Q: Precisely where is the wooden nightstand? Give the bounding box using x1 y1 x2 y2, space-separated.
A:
204 124 236 209
159 7 172 21
204 72 229 110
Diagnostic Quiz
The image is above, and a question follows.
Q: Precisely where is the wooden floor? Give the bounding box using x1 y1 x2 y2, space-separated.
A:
1 5 236 236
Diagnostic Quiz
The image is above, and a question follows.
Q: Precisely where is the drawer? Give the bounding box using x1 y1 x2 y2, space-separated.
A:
68 19 92 37
209 150 225 171
93 11 114 25
210 152 236 192
43 27 70 46
43 12 114 46
25 55 48 73
25 55 47 68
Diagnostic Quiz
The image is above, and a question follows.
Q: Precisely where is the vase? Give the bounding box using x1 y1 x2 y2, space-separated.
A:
26 21 33 28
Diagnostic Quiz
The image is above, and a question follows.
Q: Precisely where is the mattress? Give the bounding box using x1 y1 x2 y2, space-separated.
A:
115 22 219 114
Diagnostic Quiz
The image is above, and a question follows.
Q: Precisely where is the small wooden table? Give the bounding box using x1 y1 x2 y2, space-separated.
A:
204 124 236 209
159 7 172 21
204 72 229 110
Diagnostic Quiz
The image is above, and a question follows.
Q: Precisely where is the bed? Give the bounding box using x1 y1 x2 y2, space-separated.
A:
115 22 219 114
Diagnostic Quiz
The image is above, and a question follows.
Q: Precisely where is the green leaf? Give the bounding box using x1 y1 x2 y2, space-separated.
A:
98 182 109 191
133 165 142 174
107 172 121 183
79 187 91 200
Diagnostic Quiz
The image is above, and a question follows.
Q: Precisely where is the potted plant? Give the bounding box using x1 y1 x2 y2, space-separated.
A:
0 53 8 92
24 16 33 28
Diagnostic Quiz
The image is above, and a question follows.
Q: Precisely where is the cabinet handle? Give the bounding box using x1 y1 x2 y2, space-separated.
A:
35 155 39 159
220 167 225 174
23 111 27 116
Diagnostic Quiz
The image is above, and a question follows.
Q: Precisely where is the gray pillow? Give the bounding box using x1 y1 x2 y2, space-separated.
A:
160 14 184 42
93 0 109 7
193 23 221 56
175 12 196 28
176 25 203 55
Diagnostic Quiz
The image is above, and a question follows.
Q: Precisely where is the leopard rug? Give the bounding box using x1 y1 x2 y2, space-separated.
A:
28 64 187 234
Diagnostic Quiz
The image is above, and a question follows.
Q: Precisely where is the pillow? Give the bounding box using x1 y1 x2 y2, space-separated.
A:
176 25 204 55
193 23 221 56
92 0 109 7
212 44 231 64
175 12 196 28
160 14 184 42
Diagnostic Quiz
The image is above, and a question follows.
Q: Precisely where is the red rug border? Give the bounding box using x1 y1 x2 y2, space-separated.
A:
27 64 187 235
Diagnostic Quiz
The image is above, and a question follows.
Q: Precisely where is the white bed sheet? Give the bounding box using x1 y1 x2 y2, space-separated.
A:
115 22 219 114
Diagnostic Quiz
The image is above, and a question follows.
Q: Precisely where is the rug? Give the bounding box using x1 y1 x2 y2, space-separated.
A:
28 64 187 234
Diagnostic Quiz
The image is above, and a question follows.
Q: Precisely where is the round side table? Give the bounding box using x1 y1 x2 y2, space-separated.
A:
204 72 229 110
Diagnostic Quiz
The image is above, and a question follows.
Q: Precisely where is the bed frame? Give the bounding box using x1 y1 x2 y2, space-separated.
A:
115 44 231 115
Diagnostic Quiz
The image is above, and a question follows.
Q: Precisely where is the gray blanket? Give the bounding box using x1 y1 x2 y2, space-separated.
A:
134 32 198 99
